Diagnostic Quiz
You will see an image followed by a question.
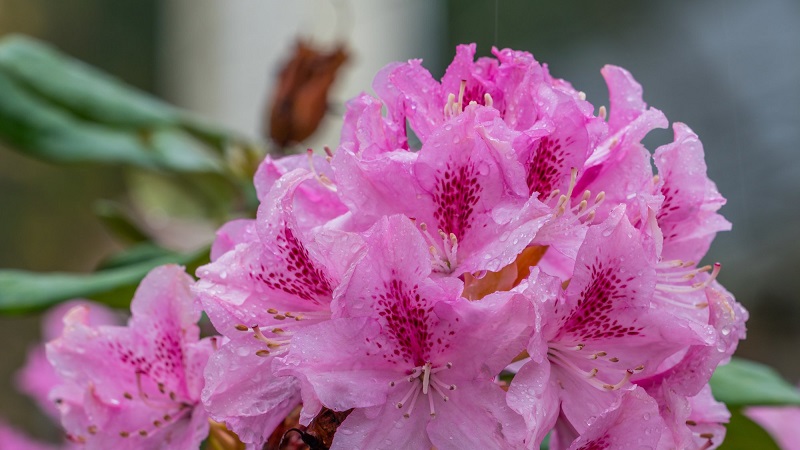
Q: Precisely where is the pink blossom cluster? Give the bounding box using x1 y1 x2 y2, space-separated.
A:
31 44 747 449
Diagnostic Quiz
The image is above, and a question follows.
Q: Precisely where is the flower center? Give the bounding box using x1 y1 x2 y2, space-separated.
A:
418 222 459 273
389 362 456 419
444 79 495 119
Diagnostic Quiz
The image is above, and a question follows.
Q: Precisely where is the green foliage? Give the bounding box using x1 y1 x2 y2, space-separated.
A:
0 35 259 174
718 407 780 450
0 244 208 313
711 358 800 407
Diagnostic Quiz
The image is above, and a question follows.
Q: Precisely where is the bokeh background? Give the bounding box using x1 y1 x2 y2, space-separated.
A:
1 0 798 442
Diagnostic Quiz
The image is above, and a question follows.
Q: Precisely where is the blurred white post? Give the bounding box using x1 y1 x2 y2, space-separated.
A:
160 0 445 149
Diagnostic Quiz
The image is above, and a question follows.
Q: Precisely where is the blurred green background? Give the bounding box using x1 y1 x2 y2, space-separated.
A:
1 0 798 445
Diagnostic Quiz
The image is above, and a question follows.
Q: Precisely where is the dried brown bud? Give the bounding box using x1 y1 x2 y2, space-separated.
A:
267 40 348 149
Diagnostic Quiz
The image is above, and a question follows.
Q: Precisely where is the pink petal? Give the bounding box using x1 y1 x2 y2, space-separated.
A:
427 380 526 450
331 404 432 450
281 317 399 410
374 59 443 143
201 339 300 446
563 387 666 450
209 219 256 261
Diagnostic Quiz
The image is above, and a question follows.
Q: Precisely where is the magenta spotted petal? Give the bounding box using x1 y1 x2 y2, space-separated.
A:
282 215 533 450
511 208 707 441
333 105 549 276
195 168 363 443
46 266 213 449
653 123 731 262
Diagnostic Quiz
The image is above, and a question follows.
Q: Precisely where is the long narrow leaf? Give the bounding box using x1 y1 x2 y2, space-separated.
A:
0 246 208 313
710 358 800 407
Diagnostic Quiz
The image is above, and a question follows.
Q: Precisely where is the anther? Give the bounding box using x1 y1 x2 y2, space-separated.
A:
235 324 248 331
598 105 607 120
306 149 337 192
484 93 494 108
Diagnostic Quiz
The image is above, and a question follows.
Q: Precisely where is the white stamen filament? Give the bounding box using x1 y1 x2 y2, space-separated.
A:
306 149 337 192
421 362 432 395
403 384 423 418
655 263 721 294
656 259 695 269
390 362 454 420
396 379 421 408
419 223 459 273
548 346 642 392
133 372 188 410
445 80 475 119
654 293 709 310
457 80 466 114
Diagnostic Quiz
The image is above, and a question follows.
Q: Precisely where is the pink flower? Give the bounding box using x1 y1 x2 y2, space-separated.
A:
282 215 534 450
195 166 362 445
333 103 550 276
16 300 119 421
508 207 707 447
46 265 213 449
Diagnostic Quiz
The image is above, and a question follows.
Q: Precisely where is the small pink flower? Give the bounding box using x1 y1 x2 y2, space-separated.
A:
16 300 118 421
46 266 213 449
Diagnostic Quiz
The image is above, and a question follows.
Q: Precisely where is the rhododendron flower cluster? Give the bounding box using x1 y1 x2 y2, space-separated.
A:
38 44 746 449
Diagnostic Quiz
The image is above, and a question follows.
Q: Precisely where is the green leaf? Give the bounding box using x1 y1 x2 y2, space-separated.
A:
710 358 800 407
0 35 179 128
0 35 255 173
0 246 208 313
718 407 780 450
